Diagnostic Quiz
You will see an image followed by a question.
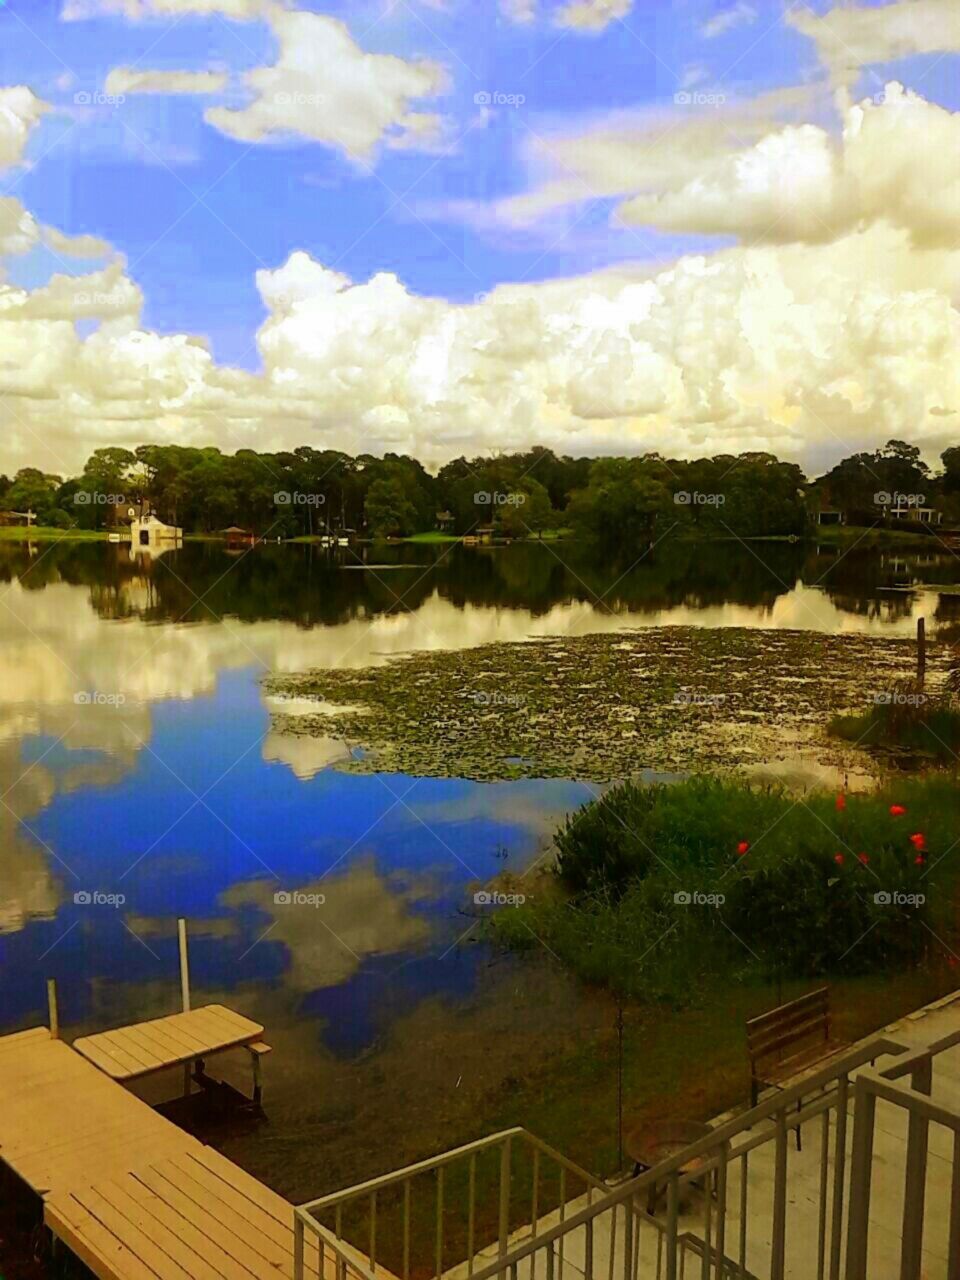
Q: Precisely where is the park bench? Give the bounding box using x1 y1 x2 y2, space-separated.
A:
746 986 848 1150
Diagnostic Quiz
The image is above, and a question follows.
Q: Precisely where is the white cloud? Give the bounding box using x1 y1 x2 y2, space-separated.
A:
699 2 757 40
499 0 537 22
62 0 264 18
42 227 114 259
0 197 41 257
204 9 448 160
617 84 960 250
554 0 631 32
6 84 960 477
5 217 960 476
104 68 229 96
788 0 960 87
0 87 50 170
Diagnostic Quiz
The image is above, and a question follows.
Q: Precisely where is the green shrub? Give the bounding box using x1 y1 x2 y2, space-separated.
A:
489 775 958 1000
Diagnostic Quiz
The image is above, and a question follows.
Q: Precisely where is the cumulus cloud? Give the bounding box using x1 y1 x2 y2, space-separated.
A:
42 227 114 258
789 0 960 87
554 0 631 32
5 217 960 475
699 2 757 40
104 68 229 96
204 9 448 160
0 87 50 170
618 84 960 249
499 0 537 22
62 0 264 18
6 80 960 478
0 197 41 257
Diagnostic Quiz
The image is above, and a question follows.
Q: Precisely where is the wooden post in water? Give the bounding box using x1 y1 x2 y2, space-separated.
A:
917 617 926 689
47 978 59 1040
178 918 191 1096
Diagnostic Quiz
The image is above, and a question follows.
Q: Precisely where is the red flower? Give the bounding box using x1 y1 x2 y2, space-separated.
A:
889 804 907 817
909 832 927 851
737 841 750 856
835 794 846 812
834 853 845 865
915 854 926 866
857 852 870 865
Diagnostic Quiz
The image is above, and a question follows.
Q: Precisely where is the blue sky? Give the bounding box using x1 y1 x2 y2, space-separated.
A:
0 0 820 365
2 0 960 475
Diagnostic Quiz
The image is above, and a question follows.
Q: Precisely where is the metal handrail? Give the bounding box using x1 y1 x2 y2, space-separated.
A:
294 1213 379 1280
468 1034 912 1280
294 1126 609 1280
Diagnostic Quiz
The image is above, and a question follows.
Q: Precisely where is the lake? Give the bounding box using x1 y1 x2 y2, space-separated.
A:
1 535 957 1198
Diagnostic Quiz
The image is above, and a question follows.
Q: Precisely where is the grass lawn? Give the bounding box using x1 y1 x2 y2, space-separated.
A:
402 531 461 543
809 524 938 547
0 525 109 541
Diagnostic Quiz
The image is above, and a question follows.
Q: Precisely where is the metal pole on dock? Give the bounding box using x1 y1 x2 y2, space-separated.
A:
917 617 926 688
47 978 59 1039
178 918 191 1096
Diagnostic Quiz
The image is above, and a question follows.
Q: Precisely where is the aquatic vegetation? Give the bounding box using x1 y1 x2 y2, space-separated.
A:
267 627 949 782
829 688 960 764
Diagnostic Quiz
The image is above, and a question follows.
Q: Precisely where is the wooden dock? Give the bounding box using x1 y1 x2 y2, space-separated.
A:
0 1022 380 1279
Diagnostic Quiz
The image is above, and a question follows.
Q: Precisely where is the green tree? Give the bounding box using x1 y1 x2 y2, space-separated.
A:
364 477 417 537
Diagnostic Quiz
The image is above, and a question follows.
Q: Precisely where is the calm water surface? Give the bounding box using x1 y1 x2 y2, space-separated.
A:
1 537 957 1193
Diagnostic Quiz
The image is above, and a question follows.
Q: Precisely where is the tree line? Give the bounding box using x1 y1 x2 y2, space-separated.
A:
0 439 957 542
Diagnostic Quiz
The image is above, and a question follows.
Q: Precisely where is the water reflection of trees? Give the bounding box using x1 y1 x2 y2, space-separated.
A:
3 539 960 628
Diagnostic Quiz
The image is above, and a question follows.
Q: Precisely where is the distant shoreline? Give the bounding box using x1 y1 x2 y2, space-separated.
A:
0 524 941 547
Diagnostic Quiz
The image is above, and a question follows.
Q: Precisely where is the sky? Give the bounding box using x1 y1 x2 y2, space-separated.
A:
2 0 960 477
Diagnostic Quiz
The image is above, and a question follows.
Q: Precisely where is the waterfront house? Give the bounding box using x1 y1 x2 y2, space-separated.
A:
130 513 183 548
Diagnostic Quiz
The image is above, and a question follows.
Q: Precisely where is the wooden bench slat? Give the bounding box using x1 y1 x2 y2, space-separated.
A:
749 1011 830 1062
746 986 828 1033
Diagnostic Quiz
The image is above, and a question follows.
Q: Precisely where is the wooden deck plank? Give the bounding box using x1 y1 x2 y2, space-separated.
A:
72 1185 198 1280
137 1164 295 1277
152 1156 296 1271
92 1181 226 1280
120 1174 261 1280
47 1193 162 1280
172 1153 333 1280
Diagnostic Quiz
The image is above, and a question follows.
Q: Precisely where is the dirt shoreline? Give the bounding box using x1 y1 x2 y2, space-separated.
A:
266 626 947 782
